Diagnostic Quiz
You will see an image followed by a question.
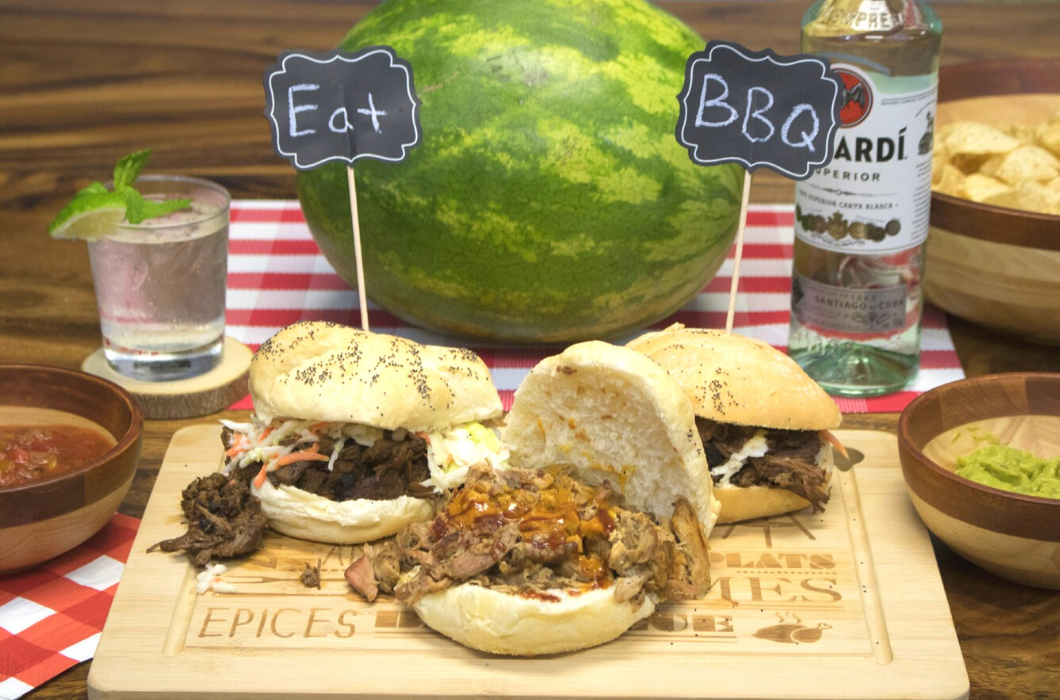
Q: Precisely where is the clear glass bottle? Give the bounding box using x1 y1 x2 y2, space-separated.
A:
788 0 942 396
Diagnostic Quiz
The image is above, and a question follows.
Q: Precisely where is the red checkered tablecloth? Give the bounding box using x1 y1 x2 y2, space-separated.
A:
0 204 966 698
0 514 138 700
226 201 964 413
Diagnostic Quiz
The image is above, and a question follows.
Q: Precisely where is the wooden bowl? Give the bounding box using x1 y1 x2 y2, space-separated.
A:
0 365 143 574
927 59 1060 345
898 373 1060 589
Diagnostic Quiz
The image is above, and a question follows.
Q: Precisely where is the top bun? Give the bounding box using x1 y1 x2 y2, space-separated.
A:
627 324 840 431
249 322 502 431
504 340 720 537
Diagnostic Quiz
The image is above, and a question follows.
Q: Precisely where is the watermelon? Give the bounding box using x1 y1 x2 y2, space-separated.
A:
297 0 744 342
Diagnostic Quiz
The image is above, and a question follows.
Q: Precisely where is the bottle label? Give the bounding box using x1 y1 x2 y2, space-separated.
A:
794 65 937 255
793 273 907 333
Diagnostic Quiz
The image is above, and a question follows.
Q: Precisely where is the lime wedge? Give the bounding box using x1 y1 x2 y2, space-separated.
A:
48 191 128 240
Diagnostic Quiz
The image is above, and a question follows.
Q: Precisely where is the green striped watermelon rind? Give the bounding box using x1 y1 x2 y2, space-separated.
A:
297 0 744 342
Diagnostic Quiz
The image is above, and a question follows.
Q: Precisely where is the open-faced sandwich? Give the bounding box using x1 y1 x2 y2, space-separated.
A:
345 341 720 655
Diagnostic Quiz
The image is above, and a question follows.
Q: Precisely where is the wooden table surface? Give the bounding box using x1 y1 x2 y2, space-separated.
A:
2 1 1058 698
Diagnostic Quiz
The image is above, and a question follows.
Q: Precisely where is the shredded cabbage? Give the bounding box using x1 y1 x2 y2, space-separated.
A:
711 429 770 487
423 421 509 491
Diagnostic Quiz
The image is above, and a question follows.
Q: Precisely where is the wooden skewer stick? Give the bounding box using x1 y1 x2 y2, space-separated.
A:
725 171 753 335
346 166 370 331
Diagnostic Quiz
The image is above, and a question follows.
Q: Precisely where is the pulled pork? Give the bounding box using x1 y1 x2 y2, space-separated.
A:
697 418 830 511
148 473 267 567
345 464 711 606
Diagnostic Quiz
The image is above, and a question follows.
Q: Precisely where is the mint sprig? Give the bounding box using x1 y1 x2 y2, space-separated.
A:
113 149 153 192
48 149 192 235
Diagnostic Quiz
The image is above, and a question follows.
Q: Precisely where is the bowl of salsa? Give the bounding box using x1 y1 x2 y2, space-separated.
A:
0 365 143 574
898 372 1060 589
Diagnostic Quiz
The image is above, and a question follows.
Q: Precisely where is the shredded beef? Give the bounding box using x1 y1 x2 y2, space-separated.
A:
222 427 434 502
348 464 711 607
736 456 830 510
301 559 321 589
697 420 758 467
697 417 830 511
147 473 267 567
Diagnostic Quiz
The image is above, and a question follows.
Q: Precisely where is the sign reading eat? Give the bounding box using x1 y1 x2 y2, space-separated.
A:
264 47 421 171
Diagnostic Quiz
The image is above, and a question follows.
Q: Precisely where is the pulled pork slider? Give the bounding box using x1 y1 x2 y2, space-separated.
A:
347 341 719 656
217 321 505 545
628 324 845 524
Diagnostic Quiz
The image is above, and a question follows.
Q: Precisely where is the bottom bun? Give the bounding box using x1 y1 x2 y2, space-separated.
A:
714 486 814 524
412 583 656 656
252 480 435 544
714 445 834 524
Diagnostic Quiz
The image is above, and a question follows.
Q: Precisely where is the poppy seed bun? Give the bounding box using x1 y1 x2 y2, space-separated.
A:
252 480 434 544
713 445 834 524
412 341 718 656
249 321 503 431
627 324 841 431
504 341 720 537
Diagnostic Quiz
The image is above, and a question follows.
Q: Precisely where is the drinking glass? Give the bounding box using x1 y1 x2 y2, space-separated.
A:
87 175 230 381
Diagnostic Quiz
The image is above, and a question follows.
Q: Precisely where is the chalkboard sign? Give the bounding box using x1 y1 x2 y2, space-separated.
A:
264 47 421 171
676 41 842 180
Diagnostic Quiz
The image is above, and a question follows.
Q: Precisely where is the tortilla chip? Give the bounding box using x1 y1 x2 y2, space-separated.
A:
932 164 966 197
983 189 1021 210
982 145 1060 186
962 174 1012 203
950 152 991 175
944 122 1022 156
932 154 950 185
933 137 949 160
985 181 1060 215
1036 120 1060 158
936 123 957 143
1046 176 1060 196
1017 182 1060 214
996 123 1036 145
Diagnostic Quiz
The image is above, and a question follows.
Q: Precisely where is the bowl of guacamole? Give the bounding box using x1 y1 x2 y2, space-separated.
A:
956 444 1060 500
898 372 1060 589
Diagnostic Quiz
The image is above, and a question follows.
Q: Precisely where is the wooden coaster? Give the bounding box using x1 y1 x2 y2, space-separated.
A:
81 337 252 420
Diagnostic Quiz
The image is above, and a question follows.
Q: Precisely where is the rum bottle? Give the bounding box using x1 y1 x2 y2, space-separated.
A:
788 0 942 396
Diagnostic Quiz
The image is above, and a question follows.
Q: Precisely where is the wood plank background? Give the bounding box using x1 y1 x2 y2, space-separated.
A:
1 2 1059 699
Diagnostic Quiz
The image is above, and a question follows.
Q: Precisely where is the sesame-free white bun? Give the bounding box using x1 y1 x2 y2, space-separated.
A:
412 584 655 657
713 445 835 524
250 321 502 431
252 480 435 544
415 341 717 656
627 324 841 431
504 341 720 536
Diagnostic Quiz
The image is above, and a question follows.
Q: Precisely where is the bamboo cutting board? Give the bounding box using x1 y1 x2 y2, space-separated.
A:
88 427 969 700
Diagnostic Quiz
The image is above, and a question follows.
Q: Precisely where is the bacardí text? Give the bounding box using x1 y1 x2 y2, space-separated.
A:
788 0 941 396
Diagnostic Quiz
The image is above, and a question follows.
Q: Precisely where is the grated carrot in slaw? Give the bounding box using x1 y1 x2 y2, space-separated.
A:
252 443 330 489
821 430 849 460
274 444 330 467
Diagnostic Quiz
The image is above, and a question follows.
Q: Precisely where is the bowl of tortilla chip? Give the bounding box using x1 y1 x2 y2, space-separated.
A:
928 59 1060 345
